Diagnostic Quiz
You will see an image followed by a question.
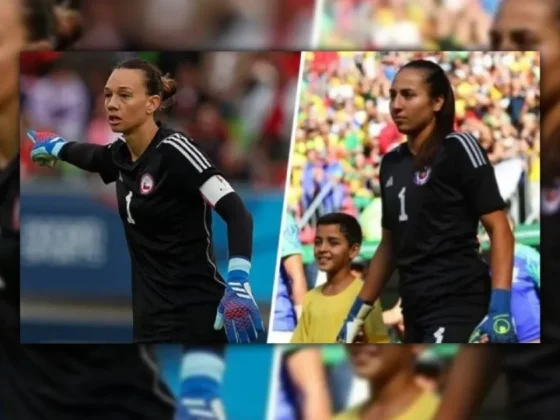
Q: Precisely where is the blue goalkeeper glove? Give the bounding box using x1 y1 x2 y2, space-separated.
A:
469 289 518 343
336 297 373 343
174 377 226 420
27 130 67 167
213 258 264 343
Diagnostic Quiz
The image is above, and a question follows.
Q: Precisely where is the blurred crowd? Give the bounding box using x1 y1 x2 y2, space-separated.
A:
319 0 501 49
21 51 301 189
290 51 540 243
65 0 314 50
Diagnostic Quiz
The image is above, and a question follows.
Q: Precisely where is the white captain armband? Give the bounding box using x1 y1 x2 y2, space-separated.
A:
199 175 235 207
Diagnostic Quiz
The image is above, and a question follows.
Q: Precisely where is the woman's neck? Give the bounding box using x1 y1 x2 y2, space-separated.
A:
0 98 19 169
124 120 159 162
406 119 437 155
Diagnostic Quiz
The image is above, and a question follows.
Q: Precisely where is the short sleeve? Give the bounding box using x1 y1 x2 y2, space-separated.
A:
158 133 221 192
446 132 505 216
281 214 303 259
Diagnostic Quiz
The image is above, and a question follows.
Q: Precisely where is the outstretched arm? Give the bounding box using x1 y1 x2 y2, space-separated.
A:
27 130 119 183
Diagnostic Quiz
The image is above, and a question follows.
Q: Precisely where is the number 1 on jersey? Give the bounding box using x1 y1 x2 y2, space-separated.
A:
125 191 136 224
398 187 408 221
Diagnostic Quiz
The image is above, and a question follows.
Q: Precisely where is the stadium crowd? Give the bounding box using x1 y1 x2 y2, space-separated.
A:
319 0 501 49
20 51 300 190
290 51 540 244
66 0 314 50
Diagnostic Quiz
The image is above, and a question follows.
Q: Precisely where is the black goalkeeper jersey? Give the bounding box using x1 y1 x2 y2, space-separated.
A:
60 125 227 342
0 344 175 420
0 155 19 336
379 132 505 324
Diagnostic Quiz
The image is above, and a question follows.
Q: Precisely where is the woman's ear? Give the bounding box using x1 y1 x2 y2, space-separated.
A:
146 95 161 115
433 95 444 113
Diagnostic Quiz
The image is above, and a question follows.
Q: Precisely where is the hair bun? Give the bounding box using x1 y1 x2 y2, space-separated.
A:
161 74 177 101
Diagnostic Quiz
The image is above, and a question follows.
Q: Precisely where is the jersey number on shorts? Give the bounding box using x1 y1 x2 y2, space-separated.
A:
398 187 408 221
125 191 136 225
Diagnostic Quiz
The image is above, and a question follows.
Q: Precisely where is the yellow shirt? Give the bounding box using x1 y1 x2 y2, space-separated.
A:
334 391 440 420
291 278 390 344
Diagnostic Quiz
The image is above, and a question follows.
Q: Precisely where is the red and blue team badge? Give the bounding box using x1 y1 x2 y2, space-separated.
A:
414 166 432 186
140 173 154 195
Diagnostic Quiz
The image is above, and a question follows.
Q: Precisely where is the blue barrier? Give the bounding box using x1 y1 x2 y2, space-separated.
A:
21 190 283 303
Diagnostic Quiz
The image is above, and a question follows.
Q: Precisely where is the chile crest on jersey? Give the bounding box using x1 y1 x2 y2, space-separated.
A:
139 173 154 195
413 166 432 185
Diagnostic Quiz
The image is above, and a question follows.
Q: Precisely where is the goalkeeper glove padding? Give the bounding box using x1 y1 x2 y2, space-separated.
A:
174 377 226 420
213 257 264 343
27 130 67 167
469 289 518 343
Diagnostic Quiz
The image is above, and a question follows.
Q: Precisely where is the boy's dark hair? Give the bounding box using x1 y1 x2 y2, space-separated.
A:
316 213 363 246
24 0 57 43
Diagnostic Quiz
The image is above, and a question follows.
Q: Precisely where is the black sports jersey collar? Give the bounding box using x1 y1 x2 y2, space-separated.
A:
112 122 167 171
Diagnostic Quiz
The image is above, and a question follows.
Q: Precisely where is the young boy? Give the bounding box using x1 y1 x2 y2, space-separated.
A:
291 213 390 343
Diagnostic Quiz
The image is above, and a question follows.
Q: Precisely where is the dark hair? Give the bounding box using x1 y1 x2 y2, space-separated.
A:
398 60 456 169
23 0 57 43
114 58 177 112
317 212 363 246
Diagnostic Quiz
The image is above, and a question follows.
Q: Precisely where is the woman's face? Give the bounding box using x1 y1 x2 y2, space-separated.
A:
491 0 560 107
389 68 442 135
104 68 160 134
347 345 413 381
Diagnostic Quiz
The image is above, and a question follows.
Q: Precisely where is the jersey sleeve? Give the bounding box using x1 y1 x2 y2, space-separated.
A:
281 214 303 259
446 132 505 216
60 141 119 184
158 133 222 192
